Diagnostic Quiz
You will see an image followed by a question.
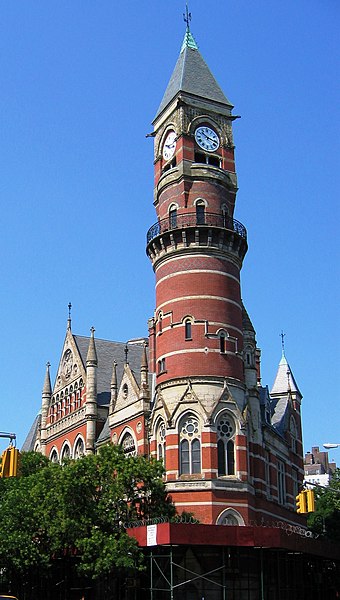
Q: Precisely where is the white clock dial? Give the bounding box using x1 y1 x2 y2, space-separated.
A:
195 126 220 152
162 131 177 160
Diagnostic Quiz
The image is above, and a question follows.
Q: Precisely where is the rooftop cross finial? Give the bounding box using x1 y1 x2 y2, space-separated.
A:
280 330 286 357
67 302 72 331
183 3 192 31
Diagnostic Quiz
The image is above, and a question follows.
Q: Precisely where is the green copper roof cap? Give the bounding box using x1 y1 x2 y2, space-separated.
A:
154 25 233 122
180 26 199 52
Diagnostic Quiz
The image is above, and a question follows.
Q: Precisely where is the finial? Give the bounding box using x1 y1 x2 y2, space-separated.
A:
67 302 72 331
46 361 50 370
280 330 286 357
90 326 95 337
183 3 192 31
124 344 129 365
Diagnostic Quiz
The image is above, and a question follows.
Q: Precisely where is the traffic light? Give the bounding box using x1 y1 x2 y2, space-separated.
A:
296 490 307 514
306 489 315 513
0 446 20 478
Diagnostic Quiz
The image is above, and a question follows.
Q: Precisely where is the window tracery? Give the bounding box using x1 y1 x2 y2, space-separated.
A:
179 414 201 475
216 413 236 476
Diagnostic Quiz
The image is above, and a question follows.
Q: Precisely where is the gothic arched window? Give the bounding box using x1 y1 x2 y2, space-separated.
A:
50 449 59 463
121 432 136 457
74 437 85 459
157 420 166 469
61 444 71 462
179 414 201 475
216 414 236 476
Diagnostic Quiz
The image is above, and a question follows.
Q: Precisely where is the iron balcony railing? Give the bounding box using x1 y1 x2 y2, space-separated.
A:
146 211 247 244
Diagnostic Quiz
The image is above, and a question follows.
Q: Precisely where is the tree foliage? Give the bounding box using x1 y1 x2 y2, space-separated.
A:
0 445 175 585
307 468 340 541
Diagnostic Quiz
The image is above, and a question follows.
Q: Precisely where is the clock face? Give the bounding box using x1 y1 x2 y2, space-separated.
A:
195 126 220 152
162 131 177 160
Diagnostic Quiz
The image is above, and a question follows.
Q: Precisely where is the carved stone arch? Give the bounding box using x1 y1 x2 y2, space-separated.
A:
119 427 137 457
171 384 208 427
158 123 177 156
60 440 71 462
73 435 85 459
178 411 202 475
34 441 41 453
49 447 59 463
214 410 238 477
189 115 223 139
154 416 167 466
216 508 244 526
193 196 208 208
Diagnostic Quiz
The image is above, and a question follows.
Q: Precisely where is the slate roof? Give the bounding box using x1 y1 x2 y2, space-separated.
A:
154 30 233 121
21 412 41 452
271 354 301 397
74 336 148 407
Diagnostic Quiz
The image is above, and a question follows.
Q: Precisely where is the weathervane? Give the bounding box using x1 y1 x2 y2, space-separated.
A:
183 3 192 30
67 302 72 330
280 330 286 357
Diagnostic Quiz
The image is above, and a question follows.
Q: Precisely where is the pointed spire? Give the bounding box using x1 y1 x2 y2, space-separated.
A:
154 13 233 122
67 302 72 331
42 361 52 395
271 350 301 397
86 326 98 366
139 343 150 403
110 360 118 415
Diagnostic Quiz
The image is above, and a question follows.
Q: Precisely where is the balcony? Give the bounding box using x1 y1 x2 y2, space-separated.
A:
146 212 247 245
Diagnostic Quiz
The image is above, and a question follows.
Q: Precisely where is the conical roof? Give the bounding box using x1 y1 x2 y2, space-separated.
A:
154 28 233 121
271 354 301 397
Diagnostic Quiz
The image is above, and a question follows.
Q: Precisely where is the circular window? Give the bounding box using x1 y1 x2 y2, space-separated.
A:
217 418 235 439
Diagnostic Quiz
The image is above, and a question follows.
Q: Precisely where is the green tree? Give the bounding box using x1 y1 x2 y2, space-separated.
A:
0 445 175 588
307 468 340 541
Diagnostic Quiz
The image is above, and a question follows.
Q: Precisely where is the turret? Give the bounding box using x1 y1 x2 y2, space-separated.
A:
40 362 52 455
85 326 98 453
109 360 117 415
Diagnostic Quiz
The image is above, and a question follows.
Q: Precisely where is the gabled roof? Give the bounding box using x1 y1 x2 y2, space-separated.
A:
154 28 233 121
271 354 301 397
74 336 148 407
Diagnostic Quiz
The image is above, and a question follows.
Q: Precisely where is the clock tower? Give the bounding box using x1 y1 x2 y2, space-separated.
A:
147 22 259 524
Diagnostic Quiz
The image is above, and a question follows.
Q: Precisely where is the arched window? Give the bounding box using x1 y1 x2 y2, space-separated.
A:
184 319 192 340
217 509 243 526
121 432 136 457
74 438 85 459
50 449 59 463
216 414 235 476
169 205 177 228
179 414 201 475
219 331 227 354
196 200 205 225
157 421 166 469
61 444 71 462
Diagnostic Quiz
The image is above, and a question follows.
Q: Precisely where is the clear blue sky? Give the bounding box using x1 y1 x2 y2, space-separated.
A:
0 1 339 461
